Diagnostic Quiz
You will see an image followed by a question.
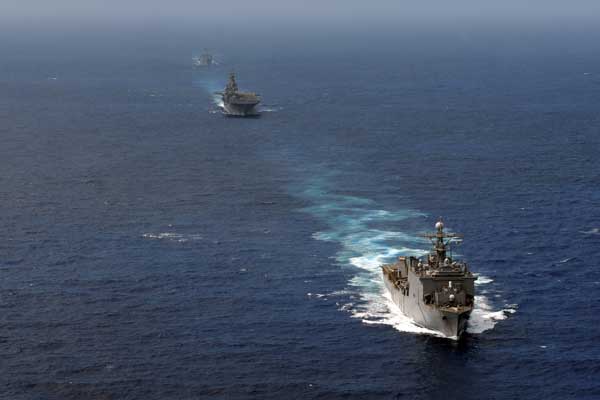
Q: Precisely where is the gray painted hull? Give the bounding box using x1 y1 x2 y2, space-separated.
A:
383 275 470 338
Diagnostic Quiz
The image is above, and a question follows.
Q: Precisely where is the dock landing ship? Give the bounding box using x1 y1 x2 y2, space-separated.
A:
381 220 477 338
215 73 260 117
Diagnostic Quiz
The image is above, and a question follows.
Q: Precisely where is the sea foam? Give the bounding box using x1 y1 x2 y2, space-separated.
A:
142 232 203 243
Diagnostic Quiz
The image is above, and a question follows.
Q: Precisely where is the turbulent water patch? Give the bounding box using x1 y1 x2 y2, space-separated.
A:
211 94 224 110
298 176 515 339
192 76 225 112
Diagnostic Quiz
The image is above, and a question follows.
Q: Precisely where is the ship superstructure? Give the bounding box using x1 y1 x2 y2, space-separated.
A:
381 219 477 338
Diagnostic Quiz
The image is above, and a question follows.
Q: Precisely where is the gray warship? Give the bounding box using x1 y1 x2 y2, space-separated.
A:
193 51 215 67
381 219 477 338
216 73 260 117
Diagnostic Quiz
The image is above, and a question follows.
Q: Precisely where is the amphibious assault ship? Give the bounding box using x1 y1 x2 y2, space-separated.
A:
216 73 260 117
381 219 477 338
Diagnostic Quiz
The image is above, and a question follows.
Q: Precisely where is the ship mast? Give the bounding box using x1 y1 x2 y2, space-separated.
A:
223 72 239 101
421 219 462 266
227 73 238 92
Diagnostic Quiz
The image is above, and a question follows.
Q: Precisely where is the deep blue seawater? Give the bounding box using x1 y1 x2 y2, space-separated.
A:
1 23 600 399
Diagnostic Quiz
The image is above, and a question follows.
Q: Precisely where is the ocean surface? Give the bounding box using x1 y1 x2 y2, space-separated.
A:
1 23 600 399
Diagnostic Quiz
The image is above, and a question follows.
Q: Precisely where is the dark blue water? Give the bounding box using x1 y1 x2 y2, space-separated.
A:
1 24 600 399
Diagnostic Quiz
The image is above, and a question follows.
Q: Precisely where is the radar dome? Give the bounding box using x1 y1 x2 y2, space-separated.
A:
435 221 444 231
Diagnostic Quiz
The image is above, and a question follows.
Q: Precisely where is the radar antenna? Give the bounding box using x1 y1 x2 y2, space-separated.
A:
420 218 463 262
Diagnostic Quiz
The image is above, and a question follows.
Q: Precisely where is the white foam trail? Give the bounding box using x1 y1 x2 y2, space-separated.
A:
142 232 203 243
299 176 515 338
259 105 282 113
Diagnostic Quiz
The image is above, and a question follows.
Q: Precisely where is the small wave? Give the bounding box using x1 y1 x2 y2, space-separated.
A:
307 293 327 298
260 105 282 113
328 290 354 297
142 232 203 243
580 228 599 235
475 275 494 285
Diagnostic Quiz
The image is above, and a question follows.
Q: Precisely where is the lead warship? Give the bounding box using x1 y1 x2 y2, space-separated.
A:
215 73 260 117
381 219 477 338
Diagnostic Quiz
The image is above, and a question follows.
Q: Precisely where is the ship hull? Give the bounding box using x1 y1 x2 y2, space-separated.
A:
222 102 260 117
383 274 471 338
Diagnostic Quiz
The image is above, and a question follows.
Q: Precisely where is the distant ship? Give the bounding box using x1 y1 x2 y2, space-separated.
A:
381 219 477 338
215 73 261 117
193 51 216 67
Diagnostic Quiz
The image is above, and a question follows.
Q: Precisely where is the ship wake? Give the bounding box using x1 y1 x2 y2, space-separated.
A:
191 77 225 112
299 175 515 339
209 94 225 114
